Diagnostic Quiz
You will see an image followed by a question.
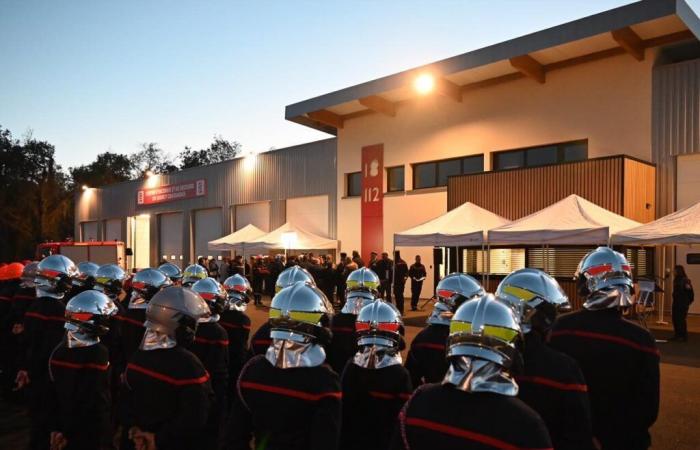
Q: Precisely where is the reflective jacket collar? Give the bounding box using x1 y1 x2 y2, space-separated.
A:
352 345 402 369
265 338 326 369
443 356 518 396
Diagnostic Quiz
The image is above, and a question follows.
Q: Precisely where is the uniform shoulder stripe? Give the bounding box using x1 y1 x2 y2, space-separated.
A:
127 363 210 386
368 390 412 400
550 329 660 357
406 417 553 450
50 359 109 371
194 336 229 346
240 381 341 402
0 295 12 301
25 311 64 322
413 342 445 351
515 375 588 392
13 294 34 300
252 339 272 346
113 315 144 327
220 321 251 330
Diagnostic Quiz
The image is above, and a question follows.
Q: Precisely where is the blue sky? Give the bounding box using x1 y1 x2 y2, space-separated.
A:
2 0 698 168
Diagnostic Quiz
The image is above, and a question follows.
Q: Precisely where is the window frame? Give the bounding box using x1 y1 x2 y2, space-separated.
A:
346 171 362 197
492 139 588 172
412 154 484 190
386 165 405 193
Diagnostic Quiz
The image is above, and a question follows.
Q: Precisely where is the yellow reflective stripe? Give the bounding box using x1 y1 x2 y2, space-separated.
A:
275 285 283 293
269 308 282 319
269 308 323 325
502 285 537 302
450 321 472 334
346 280 378 289
483 325 519 343
95 277 110 285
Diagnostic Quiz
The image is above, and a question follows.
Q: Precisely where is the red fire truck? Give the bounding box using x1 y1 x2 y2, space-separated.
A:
35 240 127 268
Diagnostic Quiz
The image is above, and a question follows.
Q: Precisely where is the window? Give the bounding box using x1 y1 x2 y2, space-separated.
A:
413 154 484 189
387 166 405 192
493 140 587 171
346 172 361 197
463 248 526 275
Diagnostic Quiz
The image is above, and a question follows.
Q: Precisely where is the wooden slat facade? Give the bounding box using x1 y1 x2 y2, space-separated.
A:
447 155 656 223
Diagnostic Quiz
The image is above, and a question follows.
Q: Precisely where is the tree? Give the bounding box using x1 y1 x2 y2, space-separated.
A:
70 152 133 188
131 142 177 178
178 135 241 169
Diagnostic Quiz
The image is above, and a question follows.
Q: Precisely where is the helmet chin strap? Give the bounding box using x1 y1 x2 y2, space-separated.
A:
352 345 402 369
140 328 177 351
443 356 518 396
265 338 326 369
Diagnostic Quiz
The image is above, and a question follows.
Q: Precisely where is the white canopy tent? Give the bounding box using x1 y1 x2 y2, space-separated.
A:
245 222 339 253
488 194 641 245
612 201 700 245
394 202 511 247
207 224 267 252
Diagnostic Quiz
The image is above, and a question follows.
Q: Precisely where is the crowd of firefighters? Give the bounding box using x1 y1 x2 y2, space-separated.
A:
0 245 659 450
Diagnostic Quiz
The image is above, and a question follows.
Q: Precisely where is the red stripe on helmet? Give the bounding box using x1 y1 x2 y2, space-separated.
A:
437 289 455 299
585 264 613 276
377 322 400 332
199 292 216 300
131 281 146 290
355 322 370 332
68 312 94 322
40 269 62 278
127 363 210 386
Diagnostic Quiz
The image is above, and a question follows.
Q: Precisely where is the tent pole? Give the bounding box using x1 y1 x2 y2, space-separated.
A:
486 243 491 287
480 243 485 286
391 237 396 302
242 244 246 277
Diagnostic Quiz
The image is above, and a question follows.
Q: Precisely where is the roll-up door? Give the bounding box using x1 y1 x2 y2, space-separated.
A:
235 202 270 232
104 219 123 241
286 195 329 237
159 212 184 267
81 221 99 242
194 208 222 260
132 215 151 269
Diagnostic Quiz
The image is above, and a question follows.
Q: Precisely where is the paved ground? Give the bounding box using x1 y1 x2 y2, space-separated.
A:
2 298 699 449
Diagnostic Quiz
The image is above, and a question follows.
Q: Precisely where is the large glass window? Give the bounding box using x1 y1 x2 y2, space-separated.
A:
387 166 405 192
346 172 361 197
413 154 484 189
493 140 588 171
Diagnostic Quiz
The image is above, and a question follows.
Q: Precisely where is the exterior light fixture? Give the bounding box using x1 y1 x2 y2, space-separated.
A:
81 185 89 191
145 170 155 178
414 73 435 95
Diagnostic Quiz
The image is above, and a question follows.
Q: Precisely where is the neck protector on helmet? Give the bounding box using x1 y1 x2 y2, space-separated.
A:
65 329 100 348
140 328 177 351
427 301 453 326
265 338 326 369
583 285 633 310
352 345 402 369
443 356 518 396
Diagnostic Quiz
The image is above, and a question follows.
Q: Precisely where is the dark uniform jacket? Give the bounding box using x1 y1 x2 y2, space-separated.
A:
47 342 111 449
392 384 553 450
248 322 272 358
549 308 660 450
116 307 146 363
121 346 213 450
219 310 251 392
226 354 342 450
327 313 358 374
517 333 594 450
341 362 412 450
404 324 449 387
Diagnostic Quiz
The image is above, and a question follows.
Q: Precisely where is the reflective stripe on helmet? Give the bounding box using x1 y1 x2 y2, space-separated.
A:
355 322 400 333
501 285 538 302
269 308 323 325
346 279 378 290
450 321 518 343
450 320 472 334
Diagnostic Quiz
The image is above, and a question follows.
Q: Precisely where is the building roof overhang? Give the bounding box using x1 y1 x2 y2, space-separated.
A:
285 0 700 134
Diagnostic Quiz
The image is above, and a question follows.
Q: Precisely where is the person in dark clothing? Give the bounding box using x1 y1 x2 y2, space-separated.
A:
405 273 483 388
375 252 393 303
351 250 365 269
671 264 694 342
70 261 100 298
341 300 411 450
120 286 213 450
335 253 347 306
225 281 341 450
550 247 659 450
269 255 285 294
251 257 265 306
408 255 427 311
221 274 253 407
496 268 594 450
0 263 24 395
392 294 552 450
47 290 118 450
327 268 379 374
190 278 230 450
393 256 409 314
16 255 78 450
4 263 37 397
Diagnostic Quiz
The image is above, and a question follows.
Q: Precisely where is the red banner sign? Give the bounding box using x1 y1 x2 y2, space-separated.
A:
361 144 383 261
137 179 207 206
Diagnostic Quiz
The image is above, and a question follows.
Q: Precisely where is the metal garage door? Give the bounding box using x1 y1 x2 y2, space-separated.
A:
104 219 123 241
81 221 99 242
194 208 222 260
159 213 183 267
677 154 700 314
286 195 329 237
235 202 270 232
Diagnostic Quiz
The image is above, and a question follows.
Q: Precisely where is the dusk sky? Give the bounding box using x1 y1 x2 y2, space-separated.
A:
3 0 699 168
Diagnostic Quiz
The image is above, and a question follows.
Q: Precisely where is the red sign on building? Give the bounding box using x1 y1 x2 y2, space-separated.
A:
361 144 383 261
137 179 207 206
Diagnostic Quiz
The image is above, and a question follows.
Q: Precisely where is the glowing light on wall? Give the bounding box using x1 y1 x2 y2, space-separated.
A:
281 231 297 249
243 151 257 172
414 73 435 95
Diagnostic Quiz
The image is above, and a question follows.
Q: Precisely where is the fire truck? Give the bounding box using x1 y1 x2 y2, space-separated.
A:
35 240 127 268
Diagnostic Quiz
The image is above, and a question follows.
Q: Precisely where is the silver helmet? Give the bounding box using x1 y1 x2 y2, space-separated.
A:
275 266 315 293
447 293 521 369
575 246 633 310
342 289 377 315
356 300 403 349
269 281 332 343
182 264 208 287
436 273 484 309
74 262 100 288
131 268 172 303
345 268 380 294
158 263 183 283
144 286 210 340
94 264 128 298
223 274 251 311
496 268 570 334
191 277 227 316
35 255 78 298
64 290 118 347
20 262 39 288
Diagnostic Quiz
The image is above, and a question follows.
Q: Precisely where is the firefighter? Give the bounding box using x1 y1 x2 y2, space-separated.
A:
47 290 118 450
190 277 230 450
550 247 660 450
341 300 411 450
182 263 208 287
327 267 379 374
158 262 183 285
221 274 252 404
393 293 552 450
8 262 37 352
0 262 24 395
16 255 78 450
121 286 213 450
225 281 341 450
405 273 483 387
94 263 128 303
70 261 100 297
496 268 593 450
248 265 316 357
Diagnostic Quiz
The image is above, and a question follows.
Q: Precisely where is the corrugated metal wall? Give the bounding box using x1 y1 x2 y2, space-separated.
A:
75 138 337 265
